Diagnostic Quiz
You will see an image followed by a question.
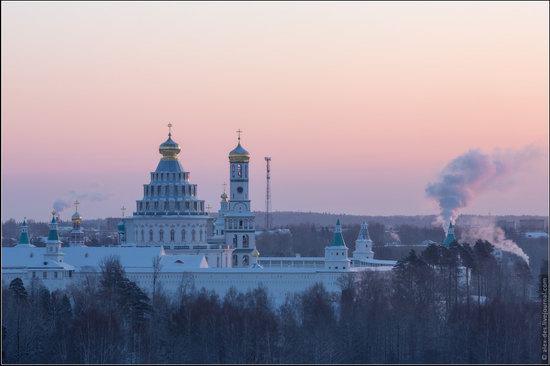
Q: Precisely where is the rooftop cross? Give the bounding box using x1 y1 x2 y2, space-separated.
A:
236 128 243 142
74 200 80 212
168 123 173 137
222 182 227 193
121 206 126 218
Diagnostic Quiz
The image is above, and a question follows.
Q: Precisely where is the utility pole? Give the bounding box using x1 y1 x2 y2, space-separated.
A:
265 157 272 230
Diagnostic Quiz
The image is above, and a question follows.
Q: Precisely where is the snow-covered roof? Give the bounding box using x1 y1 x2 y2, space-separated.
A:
1 247 75 271
2 246 208 273
355 258 397 266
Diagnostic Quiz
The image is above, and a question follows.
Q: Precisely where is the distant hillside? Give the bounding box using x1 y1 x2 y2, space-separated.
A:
252 211 549 229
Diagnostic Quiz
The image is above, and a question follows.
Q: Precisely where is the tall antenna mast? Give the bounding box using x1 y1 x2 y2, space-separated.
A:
265 156 272 230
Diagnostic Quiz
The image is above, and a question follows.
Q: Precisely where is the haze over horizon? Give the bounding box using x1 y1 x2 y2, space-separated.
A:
2 2 548 222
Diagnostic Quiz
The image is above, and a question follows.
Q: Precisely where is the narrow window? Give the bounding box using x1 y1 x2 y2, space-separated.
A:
159 229 164 242
149 229 154 242
170 229 175 242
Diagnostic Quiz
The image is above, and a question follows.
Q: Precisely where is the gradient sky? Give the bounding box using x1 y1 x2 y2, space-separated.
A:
2 1 548 222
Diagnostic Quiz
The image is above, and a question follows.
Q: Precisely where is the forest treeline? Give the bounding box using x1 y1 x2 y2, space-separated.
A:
2 240 544 364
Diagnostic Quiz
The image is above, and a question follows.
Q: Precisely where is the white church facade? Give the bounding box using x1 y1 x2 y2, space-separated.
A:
2 127 396 304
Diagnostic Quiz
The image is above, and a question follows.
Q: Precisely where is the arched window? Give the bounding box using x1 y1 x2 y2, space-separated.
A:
192 229 196 242
233 255 238 267
164 201 168 211
149 229 154 242
243 255 249 266
243 234 249 248
141 229 144 242
159 229 164 242
170 229 175 242
181 229 186 242
217 256 220 268
199 230 203 242
233 234 238 246
239 220 243 229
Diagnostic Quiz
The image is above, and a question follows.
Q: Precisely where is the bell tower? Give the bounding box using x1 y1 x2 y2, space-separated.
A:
225 129 258 267
228 129 250 212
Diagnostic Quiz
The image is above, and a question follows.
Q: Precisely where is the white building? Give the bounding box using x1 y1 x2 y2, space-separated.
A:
2 127 397 304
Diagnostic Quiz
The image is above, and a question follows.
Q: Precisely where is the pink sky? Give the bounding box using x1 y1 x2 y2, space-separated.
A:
2 1 548 222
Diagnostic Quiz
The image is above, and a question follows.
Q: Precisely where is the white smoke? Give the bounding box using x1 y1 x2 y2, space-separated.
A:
52 185 111 214
459 221 529 264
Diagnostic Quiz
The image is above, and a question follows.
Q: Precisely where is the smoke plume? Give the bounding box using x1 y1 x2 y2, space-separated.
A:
459 221 529 264
52 185 111 214
425 147 539 225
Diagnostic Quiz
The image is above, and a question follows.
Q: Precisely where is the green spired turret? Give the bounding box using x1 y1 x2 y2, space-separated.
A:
325 219 351 270
330 219 347 247
48 213 60 241
443 220 457 247
16 218 34 247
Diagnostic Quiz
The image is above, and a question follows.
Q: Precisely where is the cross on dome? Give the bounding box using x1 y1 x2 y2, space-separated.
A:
236 128 243 142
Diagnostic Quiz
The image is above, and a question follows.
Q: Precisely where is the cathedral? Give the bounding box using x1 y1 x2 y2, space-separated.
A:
2 126 397 304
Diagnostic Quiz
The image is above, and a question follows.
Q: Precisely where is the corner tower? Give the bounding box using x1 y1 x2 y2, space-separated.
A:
443 220 457 247
16 218 35 247
325 219 350 270
45 211 64 263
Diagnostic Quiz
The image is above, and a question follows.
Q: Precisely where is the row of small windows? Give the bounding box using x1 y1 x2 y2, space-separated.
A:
138 228 205 243
227 219 253 230
151 172 187 182
32 271 73 279
138 200 204 212
144 184 196 197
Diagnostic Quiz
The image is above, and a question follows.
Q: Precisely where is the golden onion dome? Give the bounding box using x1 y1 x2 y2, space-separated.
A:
221 191 228 201
159 134 181 160
72 211 82 221
229 142 250 163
